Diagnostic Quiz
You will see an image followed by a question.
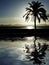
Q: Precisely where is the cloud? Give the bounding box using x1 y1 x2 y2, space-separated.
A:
0 17 33 26
0 15 49 26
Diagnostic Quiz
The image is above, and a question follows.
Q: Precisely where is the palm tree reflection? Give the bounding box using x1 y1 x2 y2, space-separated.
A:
23 1 48 65
24 43 48 65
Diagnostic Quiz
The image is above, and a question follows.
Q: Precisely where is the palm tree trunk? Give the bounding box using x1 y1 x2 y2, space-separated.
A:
34 16 36 48
34 16 36 30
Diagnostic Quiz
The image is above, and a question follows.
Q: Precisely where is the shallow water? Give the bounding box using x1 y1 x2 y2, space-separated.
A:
0 37 49 65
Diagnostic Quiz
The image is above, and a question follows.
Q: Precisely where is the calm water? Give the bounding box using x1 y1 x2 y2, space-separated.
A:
0 36 49 65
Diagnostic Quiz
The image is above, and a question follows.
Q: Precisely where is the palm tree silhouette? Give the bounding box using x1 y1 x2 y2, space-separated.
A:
23 1 48 46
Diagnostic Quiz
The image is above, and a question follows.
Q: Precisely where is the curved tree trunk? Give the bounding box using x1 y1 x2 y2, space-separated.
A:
34 16 36 48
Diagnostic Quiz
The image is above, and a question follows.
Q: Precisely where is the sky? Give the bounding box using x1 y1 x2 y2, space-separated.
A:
0 0 49 26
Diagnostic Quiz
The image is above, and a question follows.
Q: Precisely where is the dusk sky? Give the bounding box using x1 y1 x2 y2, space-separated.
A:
0 0 49 26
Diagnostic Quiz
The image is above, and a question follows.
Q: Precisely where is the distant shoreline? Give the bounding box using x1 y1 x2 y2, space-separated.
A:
0 25 49 29
0 25 49 40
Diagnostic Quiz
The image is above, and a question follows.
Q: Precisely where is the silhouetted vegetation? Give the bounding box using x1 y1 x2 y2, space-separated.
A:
23 1 48 65
23 0 48 48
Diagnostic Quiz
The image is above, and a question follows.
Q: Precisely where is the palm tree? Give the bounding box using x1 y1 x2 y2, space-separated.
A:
23 1 48 46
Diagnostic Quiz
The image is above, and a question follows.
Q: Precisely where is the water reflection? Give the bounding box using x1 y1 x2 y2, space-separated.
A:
24 43 48 65
0 37 49 65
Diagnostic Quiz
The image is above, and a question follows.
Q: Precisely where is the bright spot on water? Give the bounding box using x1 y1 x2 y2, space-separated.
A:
0 37 49 65
25 37 34 40
26 26 34 29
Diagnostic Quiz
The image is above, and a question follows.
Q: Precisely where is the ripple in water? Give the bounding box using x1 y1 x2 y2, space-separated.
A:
0 37 49 65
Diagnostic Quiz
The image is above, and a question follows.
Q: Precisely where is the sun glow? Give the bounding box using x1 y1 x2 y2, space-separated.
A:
26 26 34 29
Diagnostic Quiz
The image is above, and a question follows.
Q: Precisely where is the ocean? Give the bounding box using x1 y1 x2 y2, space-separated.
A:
0 36 49 65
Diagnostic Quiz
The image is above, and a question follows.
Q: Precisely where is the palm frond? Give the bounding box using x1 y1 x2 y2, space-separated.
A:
25 13 29 21
23 11 30 18
37 1 44 7
39 13 48 21
28 3 33 8
31 1 43 9
26 7 33 12
37 15 40 23
40 15 47 21
31 1 35 4
38 8 46 13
